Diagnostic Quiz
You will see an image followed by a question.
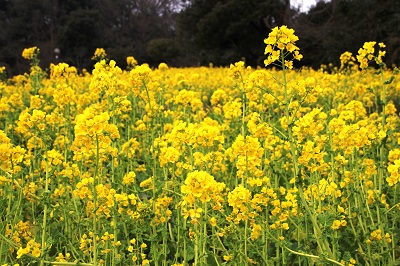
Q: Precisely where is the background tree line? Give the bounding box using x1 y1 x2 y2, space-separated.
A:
0 0 399 75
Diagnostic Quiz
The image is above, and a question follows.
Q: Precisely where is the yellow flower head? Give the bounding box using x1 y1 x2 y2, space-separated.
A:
356 41 386 69
340 51 356 70
0 66 6 75
127 56 138 68
158 62 169 70
181 170 225 205
22 47 40 60
264 26 302 67
92 48 107 61
229 61 245 80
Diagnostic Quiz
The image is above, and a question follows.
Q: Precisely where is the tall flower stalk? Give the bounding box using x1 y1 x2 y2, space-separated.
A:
264 25 338 263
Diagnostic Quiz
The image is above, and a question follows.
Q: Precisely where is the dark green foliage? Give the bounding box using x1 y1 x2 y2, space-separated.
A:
296 0 400 69
59 9 102 69
147 38 180 65
178 0 290 66
1 0 400 73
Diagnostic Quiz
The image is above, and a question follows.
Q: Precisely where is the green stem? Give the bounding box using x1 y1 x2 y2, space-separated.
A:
263 210 268 263
93 135 100 266
202 203 207 265
244 219 248 265
380 67 386 130
40 148 50 266
283 245 344 266
183 217 187 264
44 262 94 266
1 177 13 262
112 214 117 266
194 222 199 266
298 189 335 260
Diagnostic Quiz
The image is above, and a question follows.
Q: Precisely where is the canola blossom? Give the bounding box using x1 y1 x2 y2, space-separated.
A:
0 26 399 266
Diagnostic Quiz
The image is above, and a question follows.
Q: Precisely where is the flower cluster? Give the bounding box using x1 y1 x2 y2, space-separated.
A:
357 41 386 69
91 48 107 61
22 47 39 60
264 25 303 68
1 29 399 265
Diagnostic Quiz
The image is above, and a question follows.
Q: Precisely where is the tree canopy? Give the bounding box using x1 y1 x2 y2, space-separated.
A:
0 0 399 74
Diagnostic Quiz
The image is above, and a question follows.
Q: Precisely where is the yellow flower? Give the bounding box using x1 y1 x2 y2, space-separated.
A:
209 217 217 227
357 41 386 69
22 47 39 60
227 185 252 223
122 171 136 185
331 220 341 230
158 62 169 70
181 170 225 205
337 205 345 213
385 233 392 243
387 159 400 186
159 146 181 166
16 247 29 259
340 51 356 70
223 99 242 119
140 177 154 188
281 223 289 230
53 84 75 108
127 56 138 68
92 48 107 60
284 60 293 69
229 61 245 80
250 224 262 240
370 229 382 241
264 25 302 67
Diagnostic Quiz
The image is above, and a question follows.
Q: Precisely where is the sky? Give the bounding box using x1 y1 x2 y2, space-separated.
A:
291 0 320 13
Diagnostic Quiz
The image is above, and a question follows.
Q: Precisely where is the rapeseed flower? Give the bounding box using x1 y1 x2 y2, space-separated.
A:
264 25 302 68
159 146 181 166
331 219 346 230
223 98 242 119
229 61 245 80
122 171 136 185
226 134 264 177
158 62 169 70
92 48 107 61
16 239 41 258
227 185 252 223
387 159 400 186
357 41 386 69
50 62 78 79
126 56 138 69
181 170 225 205
22 47 39 60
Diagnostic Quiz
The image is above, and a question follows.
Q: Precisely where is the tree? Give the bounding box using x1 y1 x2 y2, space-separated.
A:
0 0 55 74
177 0 291 66
0 0 182 74
92 0 181 67
59 8 102 69
294 0 400 68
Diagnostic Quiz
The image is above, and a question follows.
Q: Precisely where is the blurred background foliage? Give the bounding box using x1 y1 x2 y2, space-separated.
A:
0 0 399 75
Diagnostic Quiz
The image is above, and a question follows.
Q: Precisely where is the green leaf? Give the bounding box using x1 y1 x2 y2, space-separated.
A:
384 75 395 84
206 251 220 266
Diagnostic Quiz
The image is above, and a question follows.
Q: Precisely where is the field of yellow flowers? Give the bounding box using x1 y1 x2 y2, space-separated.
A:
0 26 399 266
